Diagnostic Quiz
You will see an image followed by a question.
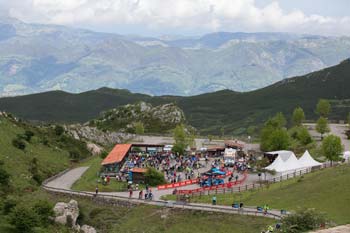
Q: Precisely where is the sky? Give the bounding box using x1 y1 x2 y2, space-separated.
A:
0 0 349 36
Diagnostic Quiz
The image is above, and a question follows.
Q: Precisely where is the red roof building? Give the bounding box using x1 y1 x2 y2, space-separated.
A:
102 144 132 165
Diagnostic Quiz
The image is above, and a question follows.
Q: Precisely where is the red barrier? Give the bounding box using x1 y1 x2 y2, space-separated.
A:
157 170 235 190
177 172 248 194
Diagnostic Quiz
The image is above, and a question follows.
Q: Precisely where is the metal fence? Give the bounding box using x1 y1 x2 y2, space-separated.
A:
181 161 347 198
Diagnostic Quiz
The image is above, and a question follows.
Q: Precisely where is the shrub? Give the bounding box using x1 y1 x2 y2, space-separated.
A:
99 150 108 159
0 161 10 189
281 209 327 233
9 205 39 233
144 168 166 186
69 150 81 161
54 125 65 136
24 130 35 142
33 200 54 226
12 138 26 150
2 195 17 214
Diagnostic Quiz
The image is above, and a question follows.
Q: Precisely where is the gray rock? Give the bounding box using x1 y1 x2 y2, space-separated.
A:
81 225 97 233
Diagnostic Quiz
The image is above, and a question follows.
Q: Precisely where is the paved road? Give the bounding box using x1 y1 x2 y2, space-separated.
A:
305 123 349 151
45 166 89 189
43 166 283 219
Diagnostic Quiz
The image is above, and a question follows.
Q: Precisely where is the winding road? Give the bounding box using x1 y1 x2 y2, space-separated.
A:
43 166 283 219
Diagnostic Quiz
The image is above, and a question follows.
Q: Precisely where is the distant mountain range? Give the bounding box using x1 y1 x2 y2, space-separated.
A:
1 59 350 134
1 17 350 96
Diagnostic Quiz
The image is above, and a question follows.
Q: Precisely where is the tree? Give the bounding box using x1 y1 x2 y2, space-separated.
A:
260 113 289 151
289 126 313 146
144 168 166 186
292 107 305 126
134 122 145 135
316 117 330 140
316 99 331 117
321 135 343 164
172 124 188 155
266 128 291 151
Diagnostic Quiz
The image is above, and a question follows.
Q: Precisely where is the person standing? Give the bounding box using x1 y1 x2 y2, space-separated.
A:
212 195 217 205
95 186 99 196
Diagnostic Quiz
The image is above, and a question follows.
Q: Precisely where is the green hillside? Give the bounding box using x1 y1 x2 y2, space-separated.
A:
0 114 272 232
1 59 350 134
0 114 90 191
177 164 350 225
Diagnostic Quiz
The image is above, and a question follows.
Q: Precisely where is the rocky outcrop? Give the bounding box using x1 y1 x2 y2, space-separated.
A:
53 199 96 233
81 225 97 233
66 124 135 146
53 200 79 227
90 101 188 134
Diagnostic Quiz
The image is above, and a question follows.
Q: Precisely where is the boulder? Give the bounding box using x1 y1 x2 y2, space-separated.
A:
53 199 79 228
81 225 97 233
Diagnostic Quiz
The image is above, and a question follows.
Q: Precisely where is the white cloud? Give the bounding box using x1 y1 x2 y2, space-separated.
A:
2 0 350 35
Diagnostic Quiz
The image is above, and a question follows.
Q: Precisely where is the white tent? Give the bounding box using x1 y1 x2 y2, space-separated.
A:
265 155 289 172
299 150 322 168
344 151 350 161
265 150 303 173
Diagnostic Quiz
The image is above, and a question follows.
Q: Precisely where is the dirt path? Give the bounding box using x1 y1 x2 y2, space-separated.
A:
45 167 89 189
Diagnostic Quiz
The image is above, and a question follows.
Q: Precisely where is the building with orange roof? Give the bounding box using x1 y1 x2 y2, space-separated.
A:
102 144 132 172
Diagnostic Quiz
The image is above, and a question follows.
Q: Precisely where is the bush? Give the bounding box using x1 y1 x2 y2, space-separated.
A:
33 200 54 226
24 130 35 142
281 209 327 233
2 195 17 214
12 138 26 150
69 150 81 161
99 150 108 159
0 161 10 189
9 205 40 233
144 168 166 186
54 125 65 136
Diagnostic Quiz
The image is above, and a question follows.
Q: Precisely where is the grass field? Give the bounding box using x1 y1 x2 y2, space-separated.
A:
38 190 274 233
72 156 146 192
0 116 71 190
164 164 350 225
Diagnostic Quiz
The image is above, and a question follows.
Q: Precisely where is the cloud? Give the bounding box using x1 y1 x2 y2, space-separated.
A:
2 0 350 35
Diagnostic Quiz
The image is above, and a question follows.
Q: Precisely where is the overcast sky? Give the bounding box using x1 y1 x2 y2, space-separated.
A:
1 0 349 36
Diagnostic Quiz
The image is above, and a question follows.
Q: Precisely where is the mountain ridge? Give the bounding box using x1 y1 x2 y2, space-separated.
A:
1 59 350 134
1 18 350 96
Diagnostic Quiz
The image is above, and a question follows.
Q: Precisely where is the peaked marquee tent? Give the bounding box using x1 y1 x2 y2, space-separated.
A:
299 150 322 167
265 150 322 175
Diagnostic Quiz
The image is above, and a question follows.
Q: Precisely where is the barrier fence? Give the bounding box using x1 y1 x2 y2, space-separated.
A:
177 161 347 198
157 171 233 190
177 172 247 195
41 184 282 219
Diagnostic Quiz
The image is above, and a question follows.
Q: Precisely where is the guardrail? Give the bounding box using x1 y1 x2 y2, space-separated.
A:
42 184 282 219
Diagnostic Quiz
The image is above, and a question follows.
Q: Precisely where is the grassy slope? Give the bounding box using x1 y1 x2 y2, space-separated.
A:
47 192 273 233
1 60 350 134
174 165 350 225
72 156 134 192
0 116 71 189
